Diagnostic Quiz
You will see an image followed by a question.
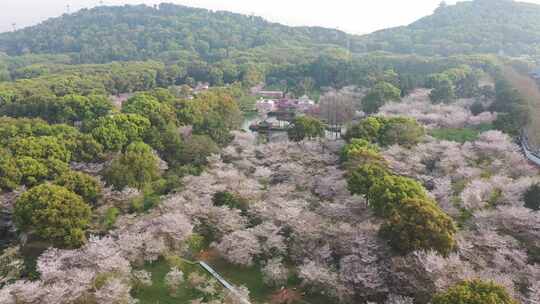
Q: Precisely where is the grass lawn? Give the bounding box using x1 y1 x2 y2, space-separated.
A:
211 258 338 304
430 123 493 143
207 257 271 303
133 256 338 304
132 258 212 304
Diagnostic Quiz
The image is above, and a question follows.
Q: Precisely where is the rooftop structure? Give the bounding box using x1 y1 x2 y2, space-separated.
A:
258 90 284 99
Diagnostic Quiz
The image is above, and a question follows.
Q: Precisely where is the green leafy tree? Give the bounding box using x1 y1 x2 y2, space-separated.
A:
347 163 391 202
345 116 424 147
15 157 48 187
178 135 219 167
380 197 456 255
212 191 248 212
122 94 180 152
241 65 264 87
523 183 540 211
54 171 102 205
57 94 113 123
90 114 150 151
122 94 177 128
73 134 104 162
494 65 540 142
341 139 387 171
378 116 425 147
368 174 428 217
0 150 21 191
102 207 120 230
103 141 160 190
470 100 485 115
43 157 71 180
344 147 388 171
344 117 382 143
9 136 71 163
193 111 235 146
362 81 401 114
14 184 92 248
493 106 528 137
156 124 185 166
428 73 456 104
340 138 379 162
287 116 325 142
432 280 518 304
178 89 242 145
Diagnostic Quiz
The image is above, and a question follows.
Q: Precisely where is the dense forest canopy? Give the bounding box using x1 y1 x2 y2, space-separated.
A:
4 0 540 62
362 0 540 56
0 3 351 64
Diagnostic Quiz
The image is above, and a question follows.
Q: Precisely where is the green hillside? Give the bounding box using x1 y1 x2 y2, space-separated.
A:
361 0 540 56
3 0 540 62
0 3 352 64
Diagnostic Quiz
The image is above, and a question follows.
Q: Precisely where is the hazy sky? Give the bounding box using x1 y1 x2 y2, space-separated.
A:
2 0 540 34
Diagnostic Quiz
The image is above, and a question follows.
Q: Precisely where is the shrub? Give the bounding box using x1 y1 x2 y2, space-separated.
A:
102 207 120 229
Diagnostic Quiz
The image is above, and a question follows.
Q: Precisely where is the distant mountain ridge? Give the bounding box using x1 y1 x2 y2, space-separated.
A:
2 0 540 62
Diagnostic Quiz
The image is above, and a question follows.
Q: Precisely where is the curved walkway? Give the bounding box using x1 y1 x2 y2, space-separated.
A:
521 130 540 166
180 257 252 304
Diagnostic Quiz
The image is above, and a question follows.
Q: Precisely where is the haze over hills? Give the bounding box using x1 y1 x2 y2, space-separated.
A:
2 0 540 63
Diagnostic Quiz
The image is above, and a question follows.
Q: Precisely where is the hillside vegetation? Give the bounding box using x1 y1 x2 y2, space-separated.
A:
362 0 540 56
0 3 350 64
4 0 540 62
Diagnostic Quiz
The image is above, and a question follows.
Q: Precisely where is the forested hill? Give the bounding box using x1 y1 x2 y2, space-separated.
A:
3 0 540 63
361 0 540 56
0 3 351 64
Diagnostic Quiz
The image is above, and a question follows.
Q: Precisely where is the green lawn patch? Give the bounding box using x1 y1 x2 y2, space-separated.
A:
207 258 270 303
132 259 210 304
133 256 339 304
207 258 338 304
430 124 493 143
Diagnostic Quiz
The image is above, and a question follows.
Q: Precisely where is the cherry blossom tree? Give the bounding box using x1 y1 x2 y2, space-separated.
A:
165 267 184 296
261 258 288 286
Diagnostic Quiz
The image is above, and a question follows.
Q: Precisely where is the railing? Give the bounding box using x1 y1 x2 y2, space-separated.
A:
520 130 540 166
198 261 252 304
